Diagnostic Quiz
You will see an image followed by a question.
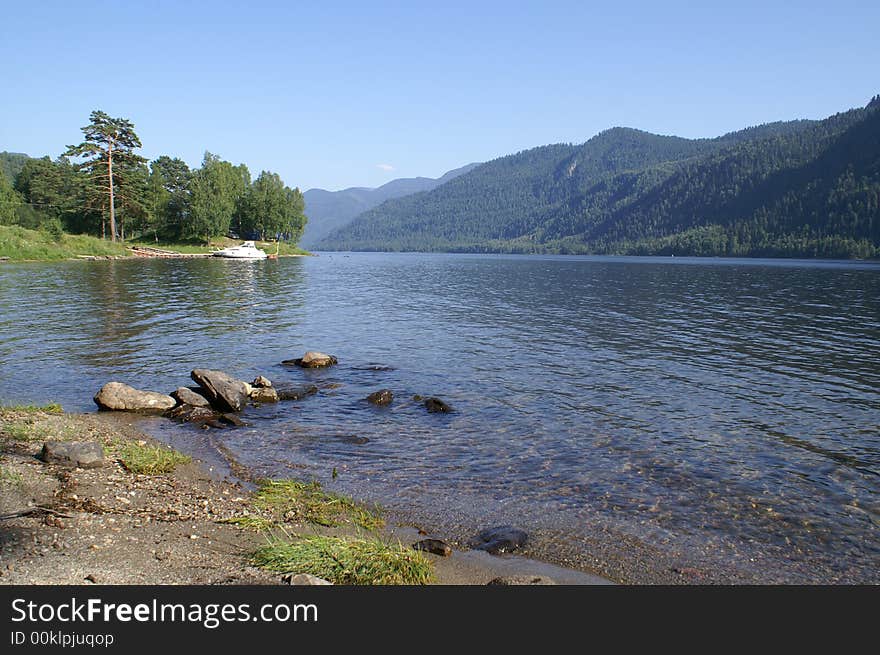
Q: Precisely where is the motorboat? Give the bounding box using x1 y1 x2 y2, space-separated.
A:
211 241 268 259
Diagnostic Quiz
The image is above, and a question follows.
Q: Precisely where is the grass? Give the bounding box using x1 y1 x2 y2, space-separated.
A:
251 535 434 585
0 402 63 414
118 442 191 475
0 225 130 261
0 464 22 485
252 478 384 530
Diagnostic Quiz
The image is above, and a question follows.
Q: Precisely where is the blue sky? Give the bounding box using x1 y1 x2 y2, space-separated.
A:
1 0 877 191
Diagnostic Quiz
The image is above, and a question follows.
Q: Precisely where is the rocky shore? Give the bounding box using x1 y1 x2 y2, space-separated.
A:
0 399 610 585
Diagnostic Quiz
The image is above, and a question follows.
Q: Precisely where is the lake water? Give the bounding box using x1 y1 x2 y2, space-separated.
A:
1 253 878 582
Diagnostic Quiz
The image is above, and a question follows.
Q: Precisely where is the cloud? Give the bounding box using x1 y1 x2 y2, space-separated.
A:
376 163 395 172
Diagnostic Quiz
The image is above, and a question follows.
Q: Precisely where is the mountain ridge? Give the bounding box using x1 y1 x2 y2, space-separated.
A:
317 99 879 258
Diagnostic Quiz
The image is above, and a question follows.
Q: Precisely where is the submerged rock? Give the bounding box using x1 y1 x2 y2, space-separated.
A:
40 441 104 468
424 397 453 413
165 404 218 424
366 389 394 406
412 539 453 557
276 384 319 401
473 526 528 554
171 387 211 408
190 369 249 412
249 387 279 403
219 413 247 427
353 363 395 371
283 351 338 368
94 382 176 413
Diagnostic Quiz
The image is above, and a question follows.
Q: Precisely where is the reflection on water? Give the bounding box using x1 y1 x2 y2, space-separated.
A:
1 253 878 581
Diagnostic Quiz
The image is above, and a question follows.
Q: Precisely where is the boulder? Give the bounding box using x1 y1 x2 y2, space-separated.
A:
366 389 394 406
473 526 528 554
171 387 211 408
40 441 104 468
424 397 453 413
276 384 319 401
250 387 279 403
94 382 176 413
283 351 338 368
487 576 556 585
165 404 218 424
190 369 249 412
412 539 452 557
252 375 273 388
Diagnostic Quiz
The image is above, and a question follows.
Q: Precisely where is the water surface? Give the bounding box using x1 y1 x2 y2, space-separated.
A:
1 253 877 582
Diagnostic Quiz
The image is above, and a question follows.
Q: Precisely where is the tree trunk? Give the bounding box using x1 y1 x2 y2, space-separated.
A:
108 143 116 242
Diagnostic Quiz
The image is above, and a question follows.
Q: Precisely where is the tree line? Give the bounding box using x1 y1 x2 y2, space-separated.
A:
0 111 306 245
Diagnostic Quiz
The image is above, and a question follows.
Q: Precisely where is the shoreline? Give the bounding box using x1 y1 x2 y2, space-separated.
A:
0 408 611 585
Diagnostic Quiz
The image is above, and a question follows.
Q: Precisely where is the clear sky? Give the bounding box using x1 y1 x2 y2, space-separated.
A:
1 0 877 191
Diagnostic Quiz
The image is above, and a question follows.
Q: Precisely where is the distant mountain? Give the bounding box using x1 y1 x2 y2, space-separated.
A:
318 97 880 259
300 162 479 247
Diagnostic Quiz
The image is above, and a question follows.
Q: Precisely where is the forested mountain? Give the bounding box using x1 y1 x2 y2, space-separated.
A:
301 162 479 247
319 98 879 258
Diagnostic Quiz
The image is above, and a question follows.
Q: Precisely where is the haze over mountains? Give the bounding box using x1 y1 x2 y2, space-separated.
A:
318 96 880 258
301 163 479 247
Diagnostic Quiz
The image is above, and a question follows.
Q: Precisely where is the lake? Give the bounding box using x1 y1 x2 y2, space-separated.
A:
1 253 878 582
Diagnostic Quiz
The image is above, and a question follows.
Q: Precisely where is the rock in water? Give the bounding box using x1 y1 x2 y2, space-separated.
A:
366 389 394 406
94 382 176 412
165 404 218 424
40 441 104 468
190 369 249 412
171 387 211 408
252 375 273 388
283 351 338 368
473 526 528 554
276 384 319 401
412 539 453 556
424 397 452 413
249 387 279 403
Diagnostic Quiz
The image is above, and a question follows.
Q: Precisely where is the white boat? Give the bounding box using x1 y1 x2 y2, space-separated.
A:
212 241 268 259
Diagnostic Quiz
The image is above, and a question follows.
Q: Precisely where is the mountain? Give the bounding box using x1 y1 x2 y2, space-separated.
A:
318 97 880 259
300 162 479 247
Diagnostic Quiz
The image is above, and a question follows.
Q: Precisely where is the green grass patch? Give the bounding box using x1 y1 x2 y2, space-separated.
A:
0 417 55 442
0 464 22 485
118 442 191 475
0 225 130 261
0 402 63 414
252 478 383 530
252 535 434 585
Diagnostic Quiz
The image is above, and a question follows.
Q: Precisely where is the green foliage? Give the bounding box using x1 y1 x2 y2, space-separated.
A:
118 442 191 475
186 152 249 242
239 171 306 241
251 535 434 585
0 224 130 260
320 99 880 259
64 110 147 241
0 167 19 225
